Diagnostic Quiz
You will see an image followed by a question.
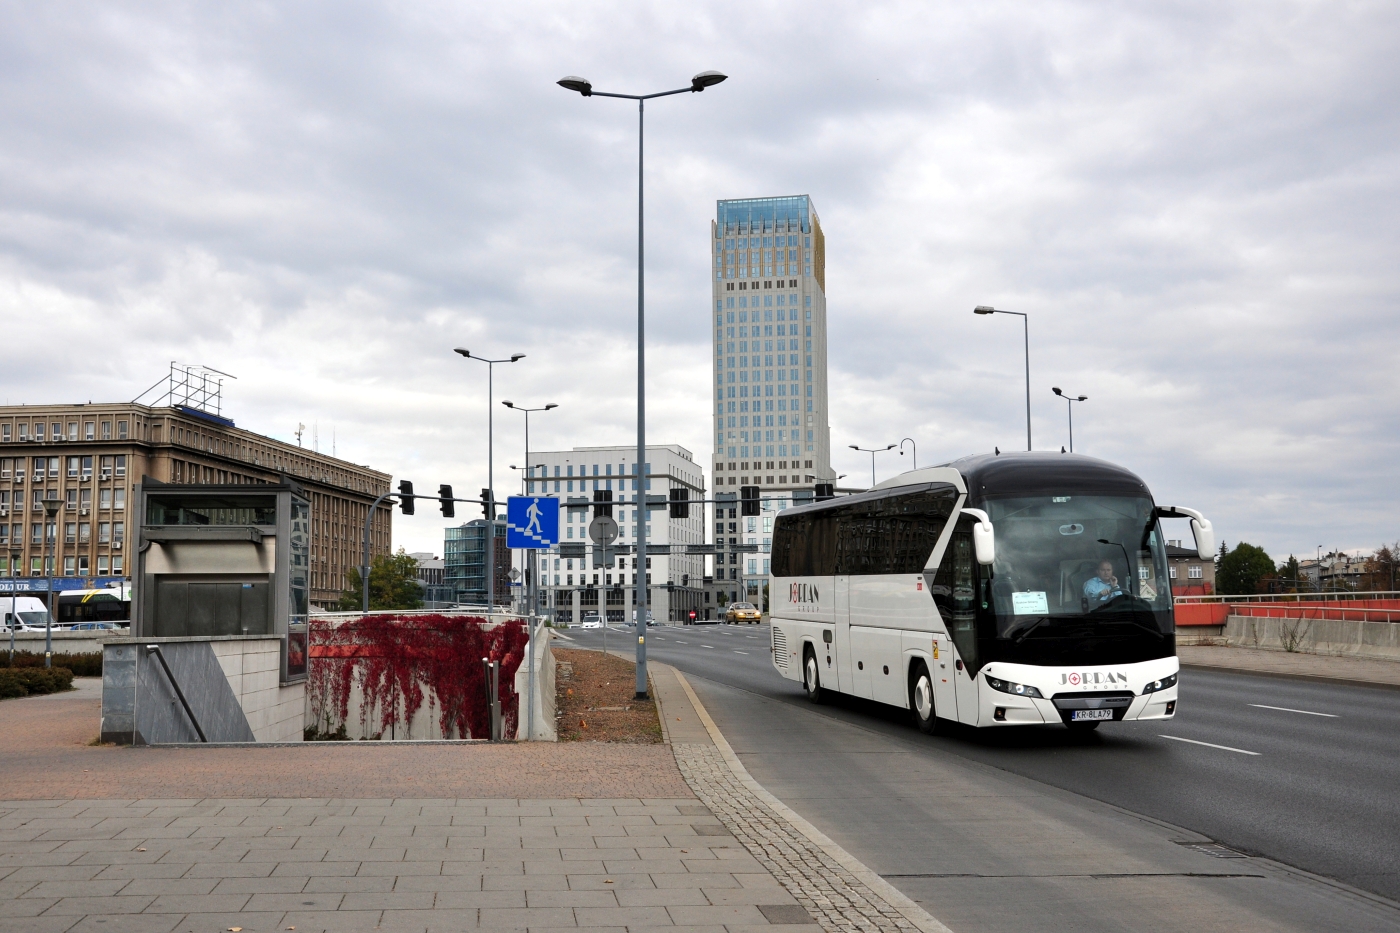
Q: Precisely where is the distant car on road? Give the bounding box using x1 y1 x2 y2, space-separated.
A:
725 602 762 624
580 612 602 629
68 622 123 631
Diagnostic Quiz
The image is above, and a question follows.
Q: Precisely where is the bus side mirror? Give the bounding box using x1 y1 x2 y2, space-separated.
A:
961 508 995 565
1191 518 1214 561
1159 506 1214 561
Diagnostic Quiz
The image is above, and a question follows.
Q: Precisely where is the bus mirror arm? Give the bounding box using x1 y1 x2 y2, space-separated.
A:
1158 506 1214 561
960 508 995 566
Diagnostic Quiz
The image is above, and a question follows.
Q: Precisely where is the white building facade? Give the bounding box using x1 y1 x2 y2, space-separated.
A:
524 444 707 623
711 195 833 603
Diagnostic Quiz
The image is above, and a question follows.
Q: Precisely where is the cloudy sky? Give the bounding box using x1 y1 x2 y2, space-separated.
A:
1 1 1396 564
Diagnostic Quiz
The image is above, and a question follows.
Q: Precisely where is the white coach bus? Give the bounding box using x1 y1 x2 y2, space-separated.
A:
768 452 1213 732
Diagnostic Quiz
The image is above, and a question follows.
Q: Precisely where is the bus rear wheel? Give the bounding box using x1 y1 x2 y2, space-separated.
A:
910 663 943 735
803 648 823 704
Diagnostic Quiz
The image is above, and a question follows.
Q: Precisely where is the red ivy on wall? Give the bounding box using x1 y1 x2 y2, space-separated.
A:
309 614 528 739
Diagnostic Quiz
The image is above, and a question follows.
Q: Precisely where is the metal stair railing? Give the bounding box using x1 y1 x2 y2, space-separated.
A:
145 645 208 743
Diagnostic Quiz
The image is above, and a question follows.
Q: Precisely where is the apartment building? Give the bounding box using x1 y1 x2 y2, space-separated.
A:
0 402 391 608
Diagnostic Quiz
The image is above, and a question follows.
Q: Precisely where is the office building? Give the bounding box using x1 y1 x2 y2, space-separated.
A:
0 397 392 608
711 195 833 601
443 521 510 607
524 444 706 623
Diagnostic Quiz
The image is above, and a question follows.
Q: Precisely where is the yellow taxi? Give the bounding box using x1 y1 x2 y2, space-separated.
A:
724 601 762 624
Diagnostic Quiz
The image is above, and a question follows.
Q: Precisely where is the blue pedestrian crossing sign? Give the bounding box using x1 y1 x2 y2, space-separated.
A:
506 496 559 549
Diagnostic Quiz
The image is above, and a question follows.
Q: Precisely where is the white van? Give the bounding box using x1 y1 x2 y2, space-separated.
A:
2 596 55 632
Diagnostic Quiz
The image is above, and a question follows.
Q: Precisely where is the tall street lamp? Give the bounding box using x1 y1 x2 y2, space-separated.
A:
974 306 1032 451
41 497 59 668
558 68 727 700
9 549 20 664
899 437 917 470
454 349 525 611
504 400 556 744
1051 387 1088 452
849 444 896 488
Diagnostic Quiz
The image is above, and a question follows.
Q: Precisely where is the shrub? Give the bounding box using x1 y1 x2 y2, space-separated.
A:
0 666 75 699
0 650 103 676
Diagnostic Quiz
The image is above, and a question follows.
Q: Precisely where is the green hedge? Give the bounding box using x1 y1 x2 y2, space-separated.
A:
0 650 103 676
0 666 75 699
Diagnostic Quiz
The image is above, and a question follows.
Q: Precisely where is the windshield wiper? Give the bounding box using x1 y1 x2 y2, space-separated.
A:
1010 617 1051 643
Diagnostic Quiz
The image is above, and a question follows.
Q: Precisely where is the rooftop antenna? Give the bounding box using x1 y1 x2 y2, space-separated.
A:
295 423 305 447
132 362 237 418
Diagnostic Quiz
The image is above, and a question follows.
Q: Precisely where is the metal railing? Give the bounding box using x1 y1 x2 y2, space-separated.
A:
1174 591 1400 605
144 645 207 743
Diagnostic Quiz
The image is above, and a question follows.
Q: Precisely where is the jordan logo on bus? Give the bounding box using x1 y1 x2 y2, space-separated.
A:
790 582 819 603
1061 671 1127 686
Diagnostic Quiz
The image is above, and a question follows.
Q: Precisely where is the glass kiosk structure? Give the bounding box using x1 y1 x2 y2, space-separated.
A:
131 478 310 682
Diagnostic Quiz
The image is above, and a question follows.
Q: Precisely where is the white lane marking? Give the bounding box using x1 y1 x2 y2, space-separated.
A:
745 635 758 639
734 650 749 655
1159 735 1261 756
1249 704 1338 718
701 645 715 649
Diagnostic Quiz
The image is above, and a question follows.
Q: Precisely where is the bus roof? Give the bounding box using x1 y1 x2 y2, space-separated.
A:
783 452 1151 521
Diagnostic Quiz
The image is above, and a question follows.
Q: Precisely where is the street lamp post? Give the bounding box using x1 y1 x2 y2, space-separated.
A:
42 498 59 668
9 550 20 663
899 437 917 471
1051 388 1088 452
454 349 524 612
974 306 1032 451
849 444 896 488
502 400 557 622
558 69 727 700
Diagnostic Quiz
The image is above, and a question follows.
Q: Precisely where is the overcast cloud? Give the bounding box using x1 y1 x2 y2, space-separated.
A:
1 1 1396 563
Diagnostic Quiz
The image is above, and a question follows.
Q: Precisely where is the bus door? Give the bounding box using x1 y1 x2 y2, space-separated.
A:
933 526 982 725
930 632 958 722
833 574 855 695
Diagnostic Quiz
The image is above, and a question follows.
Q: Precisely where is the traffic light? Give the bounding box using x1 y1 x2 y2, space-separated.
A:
438 485 454 518
668 487 689 519
398 480 415 515
593 489 613 518
740 485 760 516
815 483 834 501
480 488 492 519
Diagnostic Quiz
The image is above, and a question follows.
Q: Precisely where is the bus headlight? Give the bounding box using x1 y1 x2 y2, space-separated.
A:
1141 673 1178 695
985 675 1043 699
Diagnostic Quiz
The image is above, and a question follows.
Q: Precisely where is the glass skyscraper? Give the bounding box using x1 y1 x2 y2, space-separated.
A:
710 195 832 604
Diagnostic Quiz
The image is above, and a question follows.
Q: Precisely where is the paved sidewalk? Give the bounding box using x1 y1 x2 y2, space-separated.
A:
0 653 847 933
1178 645 1400 688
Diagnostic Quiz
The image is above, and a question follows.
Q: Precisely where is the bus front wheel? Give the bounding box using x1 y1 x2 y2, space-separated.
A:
803 649 823 704
910 663 943 735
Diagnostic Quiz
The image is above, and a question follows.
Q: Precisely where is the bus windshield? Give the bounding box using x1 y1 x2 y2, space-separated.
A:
985 495 1172 639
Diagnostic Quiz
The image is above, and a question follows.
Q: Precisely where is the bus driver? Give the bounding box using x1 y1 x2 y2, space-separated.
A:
1084 560 1124 604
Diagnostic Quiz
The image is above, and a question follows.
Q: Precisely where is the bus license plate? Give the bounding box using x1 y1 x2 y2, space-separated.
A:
1072 709 1114 722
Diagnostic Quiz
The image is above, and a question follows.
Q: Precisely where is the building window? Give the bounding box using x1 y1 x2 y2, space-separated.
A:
1169 566 1177 579
114 488 125 510
117 421 128 440
97 556 109 575
84 421 95 440
99 489 112 510
112 556 123 575
1188 566 1203 579
100 421 112 440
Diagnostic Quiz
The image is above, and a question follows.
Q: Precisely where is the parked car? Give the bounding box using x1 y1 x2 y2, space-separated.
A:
630 610 655 625
68 622 123 631
724 602 762 624
3 596 55 631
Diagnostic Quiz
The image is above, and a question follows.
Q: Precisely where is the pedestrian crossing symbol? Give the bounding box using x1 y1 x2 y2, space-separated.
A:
506 496 559 549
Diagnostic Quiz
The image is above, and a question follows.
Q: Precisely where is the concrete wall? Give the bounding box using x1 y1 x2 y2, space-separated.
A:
306 622 556 741
6 631 119 657
101 635 303 744
210 639 305 742
1225 614 1400 660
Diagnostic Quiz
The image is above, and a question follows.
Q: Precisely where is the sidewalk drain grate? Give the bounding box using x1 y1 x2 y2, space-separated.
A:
1177 841 1248 858
758 904 819 924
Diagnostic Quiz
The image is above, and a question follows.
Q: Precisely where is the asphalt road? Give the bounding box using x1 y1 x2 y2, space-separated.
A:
562 622 1400 923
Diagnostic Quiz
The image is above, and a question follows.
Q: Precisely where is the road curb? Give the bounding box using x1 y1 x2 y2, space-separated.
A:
669 668 955 933
1180 662 1400 692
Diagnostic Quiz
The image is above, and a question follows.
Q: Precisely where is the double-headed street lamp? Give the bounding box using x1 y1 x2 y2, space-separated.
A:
849 444 895 488
558 69 727 700
973 306 1032 451
454 349 525 611
1051 387 1088 453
